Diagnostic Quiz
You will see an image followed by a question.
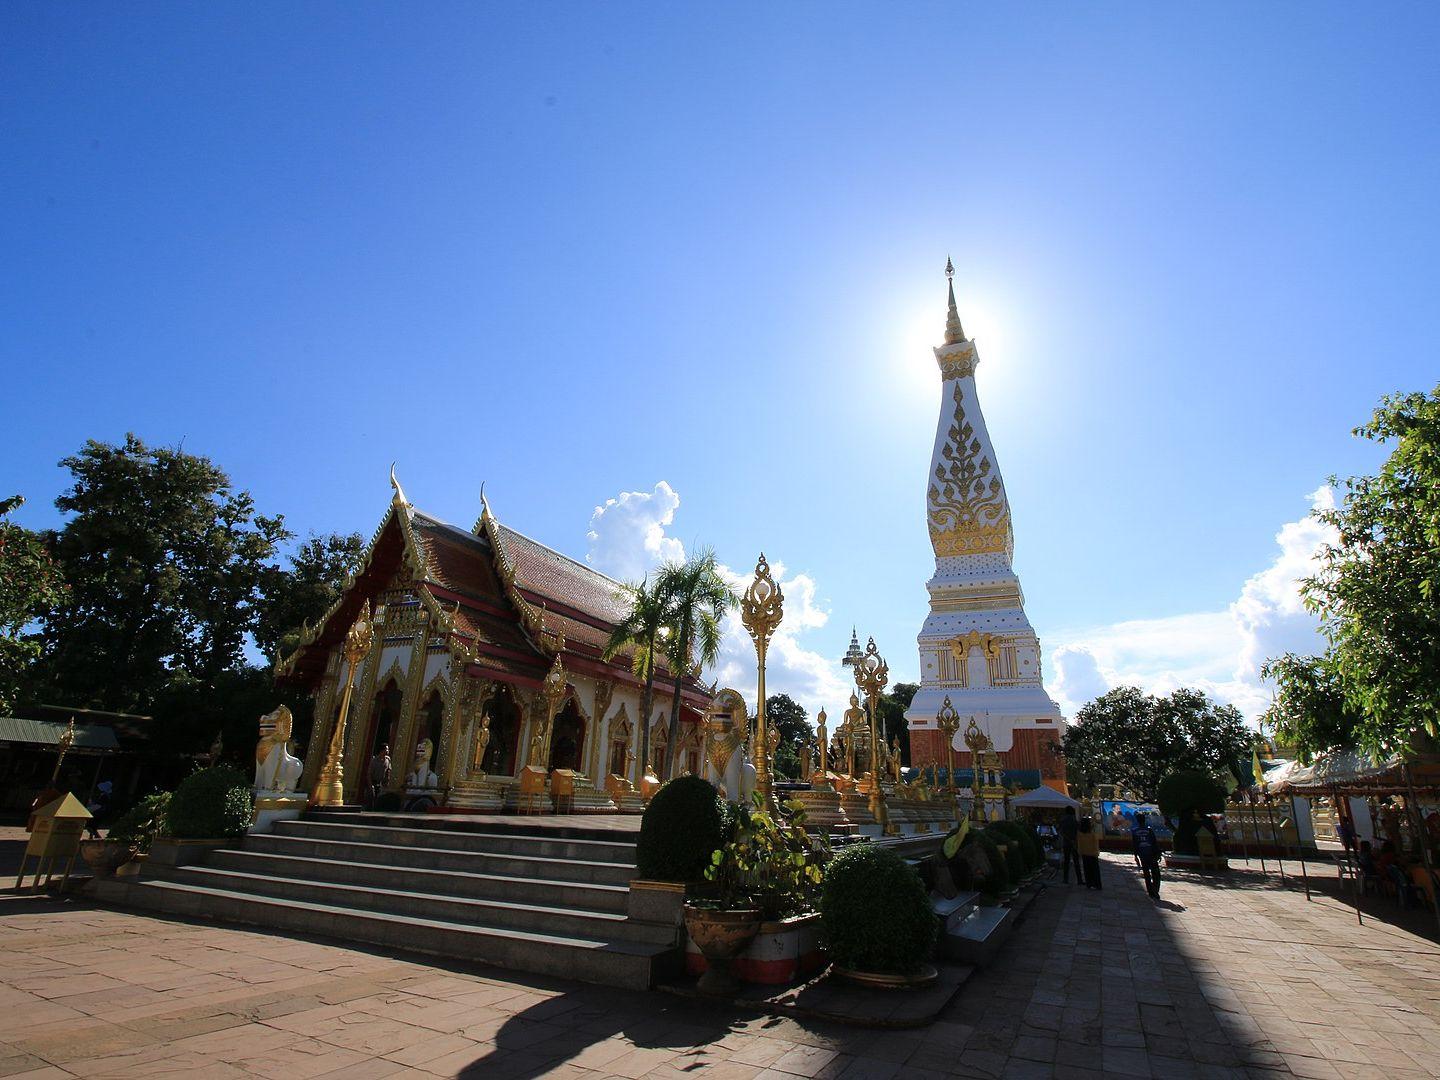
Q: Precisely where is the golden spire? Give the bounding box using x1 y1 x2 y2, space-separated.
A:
944 257 965 345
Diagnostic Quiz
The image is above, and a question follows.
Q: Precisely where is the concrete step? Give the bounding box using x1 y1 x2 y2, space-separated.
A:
208 848 629 913
274 818 638 865
243 833 635 887
89 878 677 991
309 810 634 845
941 905 1012 966
155 865 672 945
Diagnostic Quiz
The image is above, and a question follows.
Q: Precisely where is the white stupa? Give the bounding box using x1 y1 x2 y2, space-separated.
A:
903 261 1064 779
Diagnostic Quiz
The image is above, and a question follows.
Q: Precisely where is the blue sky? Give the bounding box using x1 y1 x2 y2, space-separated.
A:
4 6 1437 721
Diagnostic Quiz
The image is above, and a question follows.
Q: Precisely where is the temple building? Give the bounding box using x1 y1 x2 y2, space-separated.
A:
903 262 1067 792
276 477 715 810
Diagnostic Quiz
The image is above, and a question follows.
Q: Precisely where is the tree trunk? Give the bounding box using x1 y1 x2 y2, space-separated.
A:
662 611 693 779
638 625 656 779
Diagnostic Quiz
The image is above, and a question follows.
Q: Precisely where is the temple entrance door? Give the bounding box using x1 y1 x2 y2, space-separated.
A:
548 700 584 772
365 680 403 761
481 687 521 776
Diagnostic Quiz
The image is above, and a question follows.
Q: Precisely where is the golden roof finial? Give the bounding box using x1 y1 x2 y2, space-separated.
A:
944 257 965 346
389 462 409 509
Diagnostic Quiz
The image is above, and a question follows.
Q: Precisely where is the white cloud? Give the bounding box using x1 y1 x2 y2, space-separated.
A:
585 485 850 728
1048 487 1336 721
585 481 686 582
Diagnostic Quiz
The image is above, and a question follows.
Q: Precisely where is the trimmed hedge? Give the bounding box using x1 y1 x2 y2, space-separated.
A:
636 776 725 882
988 821 1043 872
166 765 252 839
964 829 1011 896
821 843 936 974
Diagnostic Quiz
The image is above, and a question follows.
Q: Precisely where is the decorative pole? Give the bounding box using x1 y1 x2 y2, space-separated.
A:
538 652 568 768
314 607 375 807
937 696 960 820
853 637 893 834
49 718 77 786
740 553 784 809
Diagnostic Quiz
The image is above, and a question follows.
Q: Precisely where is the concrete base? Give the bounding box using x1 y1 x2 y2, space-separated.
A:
147 838 235 867
251 794 308 834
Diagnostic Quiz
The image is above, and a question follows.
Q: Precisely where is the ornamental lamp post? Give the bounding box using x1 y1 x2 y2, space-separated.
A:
852 636 893 834
314 606 375 807
740 553 783 809
936 695 961 822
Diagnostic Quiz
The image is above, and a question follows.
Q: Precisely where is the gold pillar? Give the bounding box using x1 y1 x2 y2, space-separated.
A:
313 608 375 807
740 553 784 809
853 636 893 834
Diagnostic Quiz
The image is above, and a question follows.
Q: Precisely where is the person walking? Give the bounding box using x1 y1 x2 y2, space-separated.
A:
1077 815 1102 890
1131 811 1162 899
1059 806 1082 884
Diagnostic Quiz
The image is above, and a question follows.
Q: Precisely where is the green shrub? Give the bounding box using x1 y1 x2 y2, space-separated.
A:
964 829 1011 895
989 821 1043 871
987 828 1026 879
1158 770 1227 856
107 792 172 852
636 776 724 882
166 765 252 839
821 843 936 974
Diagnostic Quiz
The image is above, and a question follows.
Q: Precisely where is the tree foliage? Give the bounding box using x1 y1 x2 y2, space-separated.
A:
1060 686 1254 802
1301 385 1440 754
602 576 669 773
0 495 66 713
36 435 289 713
766 693 810 779
254 532 364 662
1259 653 1362 760
655 550 735 776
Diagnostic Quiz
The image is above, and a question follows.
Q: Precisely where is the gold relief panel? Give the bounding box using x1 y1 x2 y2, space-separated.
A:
935 340 978 380
926 384 1014 559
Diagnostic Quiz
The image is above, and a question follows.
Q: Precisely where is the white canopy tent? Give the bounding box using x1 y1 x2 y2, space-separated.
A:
1009 786 1080 811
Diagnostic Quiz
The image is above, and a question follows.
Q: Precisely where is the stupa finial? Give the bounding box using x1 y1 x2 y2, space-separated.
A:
944 257 965 345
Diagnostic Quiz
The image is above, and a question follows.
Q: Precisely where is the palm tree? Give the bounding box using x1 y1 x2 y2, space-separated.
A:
655 550 736 778
601 576 668 780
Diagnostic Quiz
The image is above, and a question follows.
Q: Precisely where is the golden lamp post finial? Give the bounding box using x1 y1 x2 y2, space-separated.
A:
740 553 783 808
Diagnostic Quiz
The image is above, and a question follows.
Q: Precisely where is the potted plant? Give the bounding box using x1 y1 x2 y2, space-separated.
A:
685 795 826 994
821 842 937 987
81 792 171 876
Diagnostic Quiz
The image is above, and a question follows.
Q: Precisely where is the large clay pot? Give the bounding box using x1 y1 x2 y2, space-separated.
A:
683 904 762 995
80 840 138 877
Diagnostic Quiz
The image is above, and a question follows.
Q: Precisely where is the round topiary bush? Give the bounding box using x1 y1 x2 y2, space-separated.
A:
166 765 252 839
821 843 936 975
636 776 724 882
1158 769 1227 855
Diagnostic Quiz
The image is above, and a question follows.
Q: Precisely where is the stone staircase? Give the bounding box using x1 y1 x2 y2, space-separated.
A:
89 812 680 990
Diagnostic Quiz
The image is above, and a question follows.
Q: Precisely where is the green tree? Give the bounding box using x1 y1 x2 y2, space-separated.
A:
655 550 735 777
36 435 289 717
1060 686 1253 802
255 532 365 663
602 576 668 776
765 692 810 778
0 495 67 713
1259 653 1362 760
1302 385 1440 753
876 682 917 766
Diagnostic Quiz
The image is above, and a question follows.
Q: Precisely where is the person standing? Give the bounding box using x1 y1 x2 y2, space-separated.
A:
367 744 392 808
1132 811 1162 899
1059 806 1082 884
1077 816 1102 890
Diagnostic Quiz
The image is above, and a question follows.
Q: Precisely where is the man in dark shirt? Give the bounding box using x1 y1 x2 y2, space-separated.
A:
1132 812 1162 899
1059 806 1082 884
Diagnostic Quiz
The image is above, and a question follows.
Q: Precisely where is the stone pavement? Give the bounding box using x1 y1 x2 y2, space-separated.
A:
0 850 1438 1079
